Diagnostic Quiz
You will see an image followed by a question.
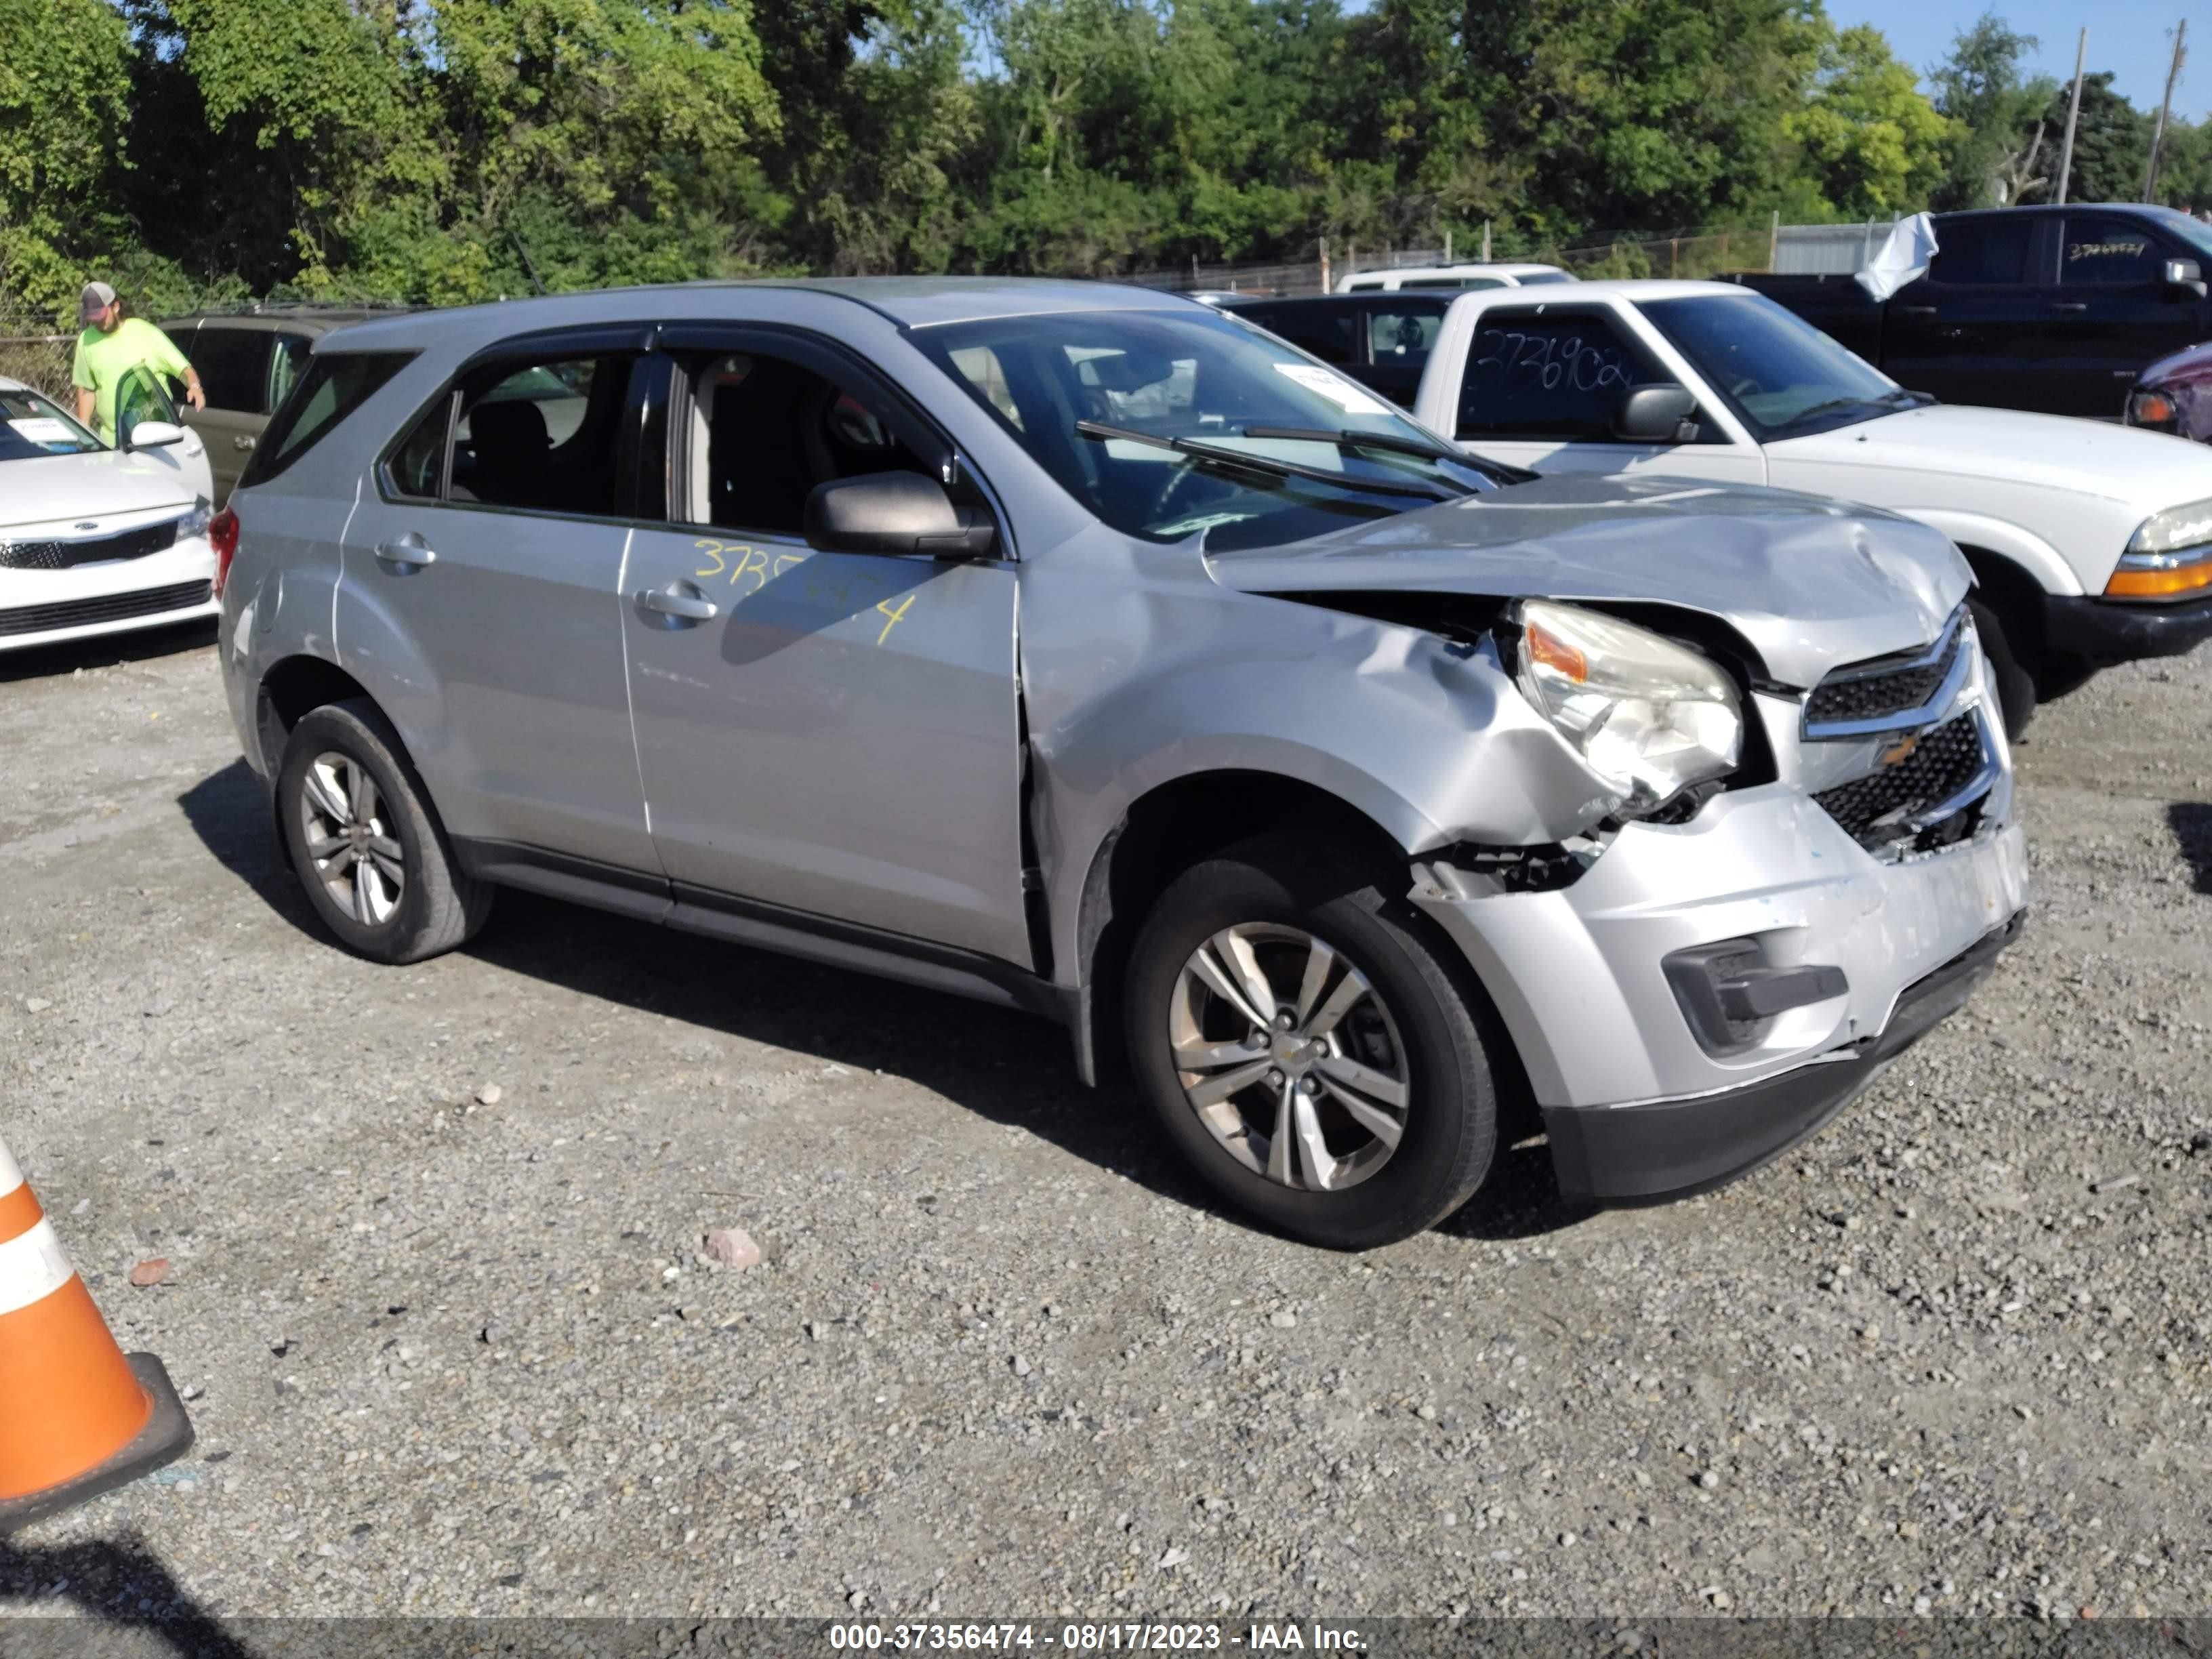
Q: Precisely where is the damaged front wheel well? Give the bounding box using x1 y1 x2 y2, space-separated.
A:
1071 772 1406 1086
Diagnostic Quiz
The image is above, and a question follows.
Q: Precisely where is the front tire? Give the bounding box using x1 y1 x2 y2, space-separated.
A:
1969 597 2038 740
1122 836 1499 1249
276 698 492 964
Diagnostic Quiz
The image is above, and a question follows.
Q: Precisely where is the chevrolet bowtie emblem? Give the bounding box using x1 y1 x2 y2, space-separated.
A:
1880 733 1920 766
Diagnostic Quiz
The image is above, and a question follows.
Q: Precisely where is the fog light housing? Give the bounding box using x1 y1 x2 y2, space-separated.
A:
1664 939 1848 1057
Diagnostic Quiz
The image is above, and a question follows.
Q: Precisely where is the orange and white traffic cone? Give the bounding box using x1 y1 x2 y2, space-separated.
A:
0 1130 193 1534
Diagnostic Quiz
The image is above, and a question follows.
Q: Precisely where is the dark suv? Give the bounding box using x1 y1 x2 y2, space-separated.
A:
159 306 413 502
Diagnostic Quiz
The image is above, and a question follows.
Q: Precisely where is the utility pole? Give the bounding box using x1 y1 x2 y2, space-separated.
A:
2055 28 2087 205
2146 20 2187 202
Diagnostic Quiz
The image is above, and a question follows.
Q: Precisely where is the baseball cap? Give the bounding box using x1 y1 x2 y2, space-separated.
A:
79 281 119 323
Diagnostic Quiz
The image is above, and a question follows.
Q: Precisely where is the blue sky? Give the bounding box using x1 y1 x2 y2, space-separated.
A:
1828 1 2198 121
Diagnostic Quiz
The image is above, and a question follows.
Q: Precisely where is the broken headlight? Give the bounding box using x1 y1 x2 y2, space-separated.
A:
1514 600 1743 819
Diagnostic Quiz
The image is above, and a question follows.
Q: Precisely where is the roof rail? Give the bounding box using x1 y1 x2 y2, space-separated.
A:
183 299 419 316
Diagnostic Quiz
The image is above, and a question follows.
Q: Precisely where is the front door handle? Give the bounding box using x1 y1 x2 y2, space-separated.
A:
636 581 720 622
232 435 256 451
2050 302 2088 314
373 533 437 573
1894 305 1938 317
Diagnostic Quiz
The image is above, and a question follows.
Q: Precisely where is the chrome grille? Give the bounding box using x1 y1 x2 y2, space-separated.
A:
0 519 180 572
1811 712 1990 853
1803 608 1970 738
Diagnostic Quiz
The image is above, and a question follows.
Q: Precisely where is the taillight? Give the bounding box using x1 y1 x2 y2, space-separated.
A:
209 506 240 598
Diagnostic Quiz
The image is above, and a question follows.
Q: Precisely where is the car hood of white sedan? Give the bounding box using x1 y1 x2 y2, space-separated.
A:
0 447 205 533
1767 403 2212 512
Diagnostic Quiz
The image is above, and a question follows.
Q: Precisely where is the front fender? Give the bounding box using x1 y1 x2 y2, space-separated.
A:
1883 507 2084 598
1021 536 1614 989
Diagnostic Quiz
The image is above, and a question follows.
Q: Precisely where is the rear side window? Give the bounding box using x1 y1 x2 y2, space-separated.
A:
241 351 413 487
2062 216 2164 285
1931 218 2032 285
1235 304 1357 365
1368 308 1443 363
192 327 274 413
1456 309 1663 442
384 353 640 518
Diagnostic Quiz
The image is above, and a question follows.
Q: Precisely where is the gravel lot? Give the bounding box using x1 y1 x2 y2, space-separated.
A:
1 620 2208 1625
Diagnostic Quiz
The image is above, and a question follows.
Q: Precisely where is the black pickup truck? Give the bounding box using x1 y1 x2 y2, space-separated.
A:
1732 203 2212 419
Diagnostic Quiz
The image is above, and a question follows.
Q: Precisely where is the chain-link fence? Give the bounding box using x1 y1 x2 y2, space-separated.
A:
0 302 73 400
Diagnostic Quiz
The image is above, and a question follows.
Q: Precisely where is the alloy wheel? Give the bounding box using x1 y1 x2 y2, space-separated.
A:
1168 922 1410 1192
298 751 405 928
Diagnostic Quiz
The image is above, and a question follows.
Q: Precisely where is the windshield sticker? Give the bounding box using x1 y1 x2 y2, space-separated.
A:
7 417 78 447
1272 363 1391 415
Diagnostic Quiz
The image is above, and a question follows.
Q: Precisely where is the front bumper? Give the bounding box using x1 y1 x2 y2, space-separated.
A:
0 533 219 654
1544 910 2022 1202
1413 701 2028 1205
2041 589 2212 665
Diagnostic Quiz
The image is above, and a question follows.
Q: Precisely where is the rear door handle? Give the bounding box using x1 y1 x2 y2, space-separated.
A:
232 435 256 451
373 533 437 573
636 581 720 622
1894 305 1938 316
2051 302 2088 314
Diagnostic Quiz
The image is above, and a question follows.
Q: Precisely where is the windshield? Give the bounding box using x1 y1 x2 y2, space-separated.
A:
910 308 1501 549
0 386 103 461
1641 292 1910 438
2148 207 2212 268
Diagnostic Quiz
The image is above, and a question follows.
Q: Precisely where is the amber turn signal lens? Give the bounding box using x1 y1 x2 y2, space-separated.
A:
1525 619 1589 683
2106 560 2212 598
2128 391 2177 428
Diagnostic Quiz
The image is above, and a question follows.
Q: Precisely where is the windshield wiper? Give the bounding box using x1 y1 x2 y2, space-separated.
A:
1240 425 1535 486
1075 420 1462 501
1775 396 1885 431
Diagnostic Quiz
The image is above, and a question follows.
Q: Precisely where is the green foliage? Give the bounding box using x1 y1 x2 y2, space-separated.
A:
1785 26 1954 218
1 0 2204 310
1929 12 2050 209
0 0 136 321
2034 73 2154 205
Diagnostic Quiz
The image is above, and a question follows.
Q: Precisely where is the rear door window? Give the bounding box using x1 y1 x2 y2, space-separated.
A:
1930 218 2033 285
1368 308 1443 365
448 356 636 517
2061 216 2167 285
1455 308 1665 441
192 327 274 413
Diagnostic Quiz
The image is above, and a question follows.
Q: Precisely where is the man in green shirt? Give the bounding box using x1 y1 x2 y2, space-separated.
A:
70 281 205 446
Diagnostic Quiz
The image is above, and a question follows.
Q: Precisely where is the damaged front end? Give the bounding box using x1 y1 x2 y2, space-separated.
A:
1202 501 2026 1206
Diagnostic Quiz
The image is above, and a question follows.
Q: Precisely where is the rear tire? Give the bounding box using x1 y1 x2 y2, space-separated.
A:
276 698 492 964
1122 835 1498 1249
1969 597 2037 741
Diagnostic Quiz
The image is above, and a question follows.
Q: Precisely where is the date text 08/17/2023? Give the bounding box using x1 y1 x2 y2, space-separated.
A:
825 1625 1368 1653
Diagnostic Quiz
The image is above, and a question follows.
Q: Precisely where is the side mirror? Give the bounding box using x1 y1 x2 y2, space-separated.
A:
2164 258 2208 300
125 420 186 453
804 471 998 560
1613 384 1700 444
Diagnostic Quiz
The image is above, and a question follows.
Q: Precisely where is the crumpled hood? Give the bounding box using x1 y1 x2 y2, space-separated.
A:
1204 472 1971 688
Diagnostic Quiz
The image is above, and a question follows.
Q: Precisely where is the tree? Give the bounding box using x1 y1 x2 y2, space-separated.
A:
1927 12 2051 209
1785 26 1954 219
1457 0 1828 237
2029 72 2151 205
0 0 136 320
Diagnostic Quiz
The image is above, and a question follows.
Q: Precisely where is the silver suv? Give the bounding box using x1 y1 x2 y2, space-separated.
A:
217 280 2028 1248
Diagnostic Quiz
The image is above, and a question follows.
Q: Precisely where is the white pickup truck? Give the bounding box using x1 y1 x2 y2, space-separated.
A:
1408 279 2212 733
